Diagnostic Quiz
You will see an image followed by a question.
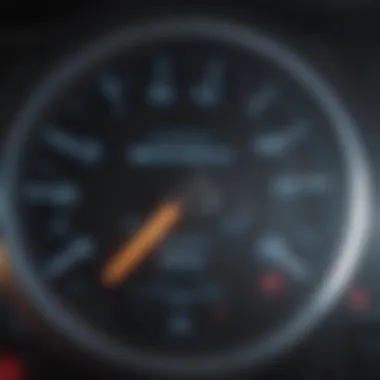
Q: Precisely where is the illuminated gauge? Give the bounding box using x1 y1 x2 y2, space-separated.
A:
1 17 371 379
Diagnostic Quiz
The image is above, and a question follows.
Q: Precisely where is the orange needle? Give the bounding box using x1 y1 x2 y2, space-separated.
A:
0 241 11 288
101 200 182 288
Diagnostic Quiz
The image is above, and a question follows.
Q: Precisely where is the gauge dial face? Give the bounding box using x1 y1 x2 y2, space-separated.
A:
2 19 370 378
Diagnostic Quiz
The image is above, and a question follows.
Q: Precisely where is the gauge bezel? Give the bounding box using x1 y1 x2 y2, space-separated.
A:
1 17 372 378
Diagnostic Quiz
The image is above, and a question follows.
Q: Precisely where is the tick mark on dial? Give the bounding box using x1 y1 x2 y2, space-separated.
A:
23 181 81 207
44 236 95 280
43 126 104 166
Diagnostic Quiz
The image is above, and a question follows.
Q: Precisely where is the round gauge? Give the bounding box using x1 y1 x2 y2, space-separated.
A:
1 17 371 378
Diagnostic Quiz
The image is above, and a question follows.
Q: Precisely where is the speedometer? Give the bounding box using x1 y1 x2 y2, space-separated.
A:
1 17 371 379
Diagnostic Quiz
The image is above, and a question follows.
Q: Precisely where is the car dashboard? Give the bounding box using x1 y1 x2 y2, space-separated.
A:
0 1 379 379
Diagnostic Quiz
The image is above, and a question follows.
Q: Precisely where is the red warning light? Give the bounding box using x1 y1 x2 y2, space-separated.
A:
258 270 286 295
348 288 370 311
0 355 26 380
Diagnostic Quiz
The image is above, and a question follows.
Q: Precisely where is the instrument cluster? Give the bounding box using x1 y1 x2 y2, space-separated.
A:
0 2 379 380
